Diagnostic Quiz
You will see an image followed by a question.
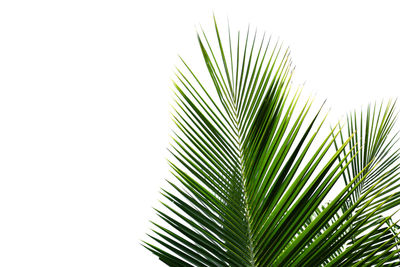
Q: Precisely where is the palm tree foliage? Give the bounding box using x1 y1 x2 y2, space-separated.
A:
143 18 400 266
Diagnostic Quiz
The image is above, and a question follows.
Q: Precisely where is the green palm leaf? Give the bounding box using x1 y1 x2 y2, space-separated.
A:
143 17 400 266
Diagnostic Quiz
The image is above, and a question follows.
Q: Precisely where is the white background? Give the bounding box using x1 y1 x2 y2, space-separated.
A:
1 1 400 266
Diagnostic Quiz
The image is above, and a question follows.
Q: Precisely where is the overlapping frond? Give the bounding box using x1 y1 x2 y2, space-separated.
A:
143 18 400 266
328 101 400 265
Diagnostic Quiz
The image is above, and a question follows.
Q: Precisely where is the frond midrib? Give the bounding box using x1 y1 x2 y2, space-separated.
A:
231 101 257 267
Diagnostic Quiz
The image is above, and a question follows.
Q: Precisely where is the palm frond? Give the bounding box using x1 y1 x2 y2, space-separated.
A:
328 100 400 265
143 17 400 266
